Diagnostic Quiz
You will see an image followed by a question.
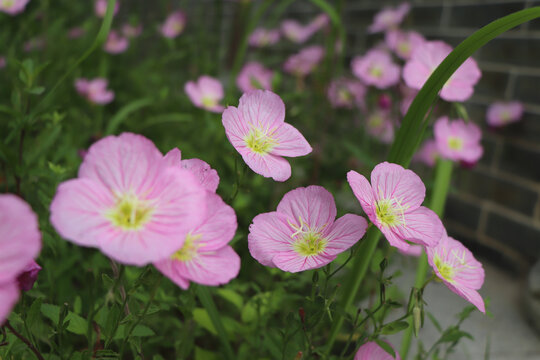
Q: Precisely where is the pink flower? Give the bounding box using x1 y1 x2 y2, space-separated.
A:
49 133 207 266
104 30 129 54
0 0 30 15
308 13 330 33
185 76 225 113
284 45 325 77
160 11 186 39
0 56 6 69
17 260 41 291
403 41 481 102
75 78 115 105
347 162 444 251
486 101 524 127
248 28 280 47
222 90 312 181
366 110 394 144
23 37 45 52
162 148 220 193
94 0 119 18
352 49 400 89
398 244 423 257
400 85 418 115
355 341 400 360
237 61 274 93
122 23 142 38
385 29 425 60
68 27 86 39
426 232 485 313
327 78 366 109
377 93 392 110
434 117 483 163
248 186 368 272
415 139 439 167
368 2 410 33
281 20 313 44
0 194 42 324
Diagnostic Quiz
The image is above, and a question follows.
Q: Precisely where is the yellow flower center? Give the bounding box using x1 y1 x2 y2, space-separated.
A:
500 110 511 123
338 88 352 102
106 194 153 230
201 96 217 108
289 216 328 257
369 114 383 129
171 233 202 262
434 255 455 282
244 127 278 155
375 196 407 228
447 136 463 150
2 0 14 8
398 42 410 56
370 65 384 78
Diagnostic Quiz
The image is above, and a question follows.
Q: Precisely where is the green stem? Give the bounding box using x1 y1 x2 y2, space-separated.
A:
400 159 453 359
196 286 235 360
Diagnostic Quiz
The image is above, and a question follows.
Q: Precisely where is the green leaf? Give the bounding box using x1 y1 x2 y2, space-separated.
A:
26 86 45 95
375 339 396 358
426 312 442 333
195 347 220 360
380 320 409 335
26 297 43 329
216 289 244 311
105 97 153 135
439 328 473 344
41 303 88 335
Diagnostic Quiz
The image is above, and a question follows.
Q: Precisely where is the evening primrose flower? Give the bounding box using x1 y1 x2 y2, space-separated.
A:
426 232 486 313
486 101 524 127
352 49 401 89
327 78 366 109
434 117 483 164
0 0 30 15
355 341 400 359
366 110 394 144
95 0 119 18
185 76 225 113
50 133 207 266
368 2 410 33
248 28 280 47
75 78 115 105
0 194 42 324
347 162 444 251
403 41 481 102
281 19 314 44
385 29 425 60
415 139 439 167
248 186 368 272
162 148 220 193
160 11 186 38
222 90 312 181
236 61 274 93
104 30 129 54
283 45 324 77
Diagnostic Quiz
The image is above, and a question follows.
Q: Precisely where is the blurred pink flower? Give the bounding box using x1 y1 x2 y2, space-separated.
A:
355 341 400 359
415 139 439 167
122 23 142 38
368 2 410 33
0 0 30 15
104 30 129 54
0 56 6 69
160 11 186 38
486 101 524 127
185 75 225 113
347 162 444 252
281 20 313 44
403 41 481 102
248 27 280 47
222 90 312 181
352 49 400 89
434 117 483 163
68 27 86 39
327 78 366 109
50 133 207 266
377 93 392 110
283 45 324 77
249 186 368 272
23 37 46 52
366 110 394 144
237 61 274 93
75 78 115 105
94 0 119 18
17 260 41 291
426 232 486 313
398 244 423 257
400 85 418 115
0 194 42 324
385 29 425 60
308 13 330 32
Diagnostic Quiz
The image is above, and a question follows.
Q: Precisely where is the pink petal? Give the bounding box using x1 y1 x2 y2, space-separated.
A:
198 75 224 100
381 226 411 251
181 158 220 193
370 162 425 210
271 123 312 157
163 148 182 166
392 206 443 247
447 283 485 313
402 60 432 90
272 251 335 273
248 212 294 267
347 170 375 220
242 151 291 182
185 81 202 107
193 193 236 251
355 341 400 360
323 214 368 256
0 281 19 325
239 90 285 130
222 106 251 150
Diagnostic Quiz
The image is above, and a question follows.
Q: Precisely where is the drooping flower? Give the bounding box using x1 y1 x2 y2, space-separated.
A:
434 117 483 164
0 194 42 324
368 2 410 33
222 90 312 181
283 45 325 77
403 41 481 102
0 0 30 15
50 133 207 266
249 186 368 272
75 78 115 105
426 232 486 313
104 30 129 54
237 62 274 93
352 49 400 89
355 341 400 360
327 78 366 109
347 162 444 251
248 27 280 47
385 29 425 60
122 23 142 38
415 139 439 167
185 76 225 113
17 260 41 292
486 101 524 127
160 11 186 38
365 110 394 144
94 0 119 18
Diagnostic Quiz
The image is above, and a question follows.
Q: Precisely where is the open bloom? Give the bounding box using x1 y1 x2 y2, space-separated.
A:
355 341 400 360
415 139 439 167
403 41 481 102
249 186 368 272
248 28 280 47
0 0 30 15
281 20 314 44
185 76 225 113
486 101 524 127
104 30 129 54
347 162 444 251
160 11 186 38
385 29 425 60
368 2 410 33
222 90 312 181
0 194 42 324
50 133 207 266
352 49 400 89
426 232 485 313
365 110 394 144
434 117 483 163
237 62 274 93
95 0 119 18
283 45 324 77
327 78 366 109
75 78 115 105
